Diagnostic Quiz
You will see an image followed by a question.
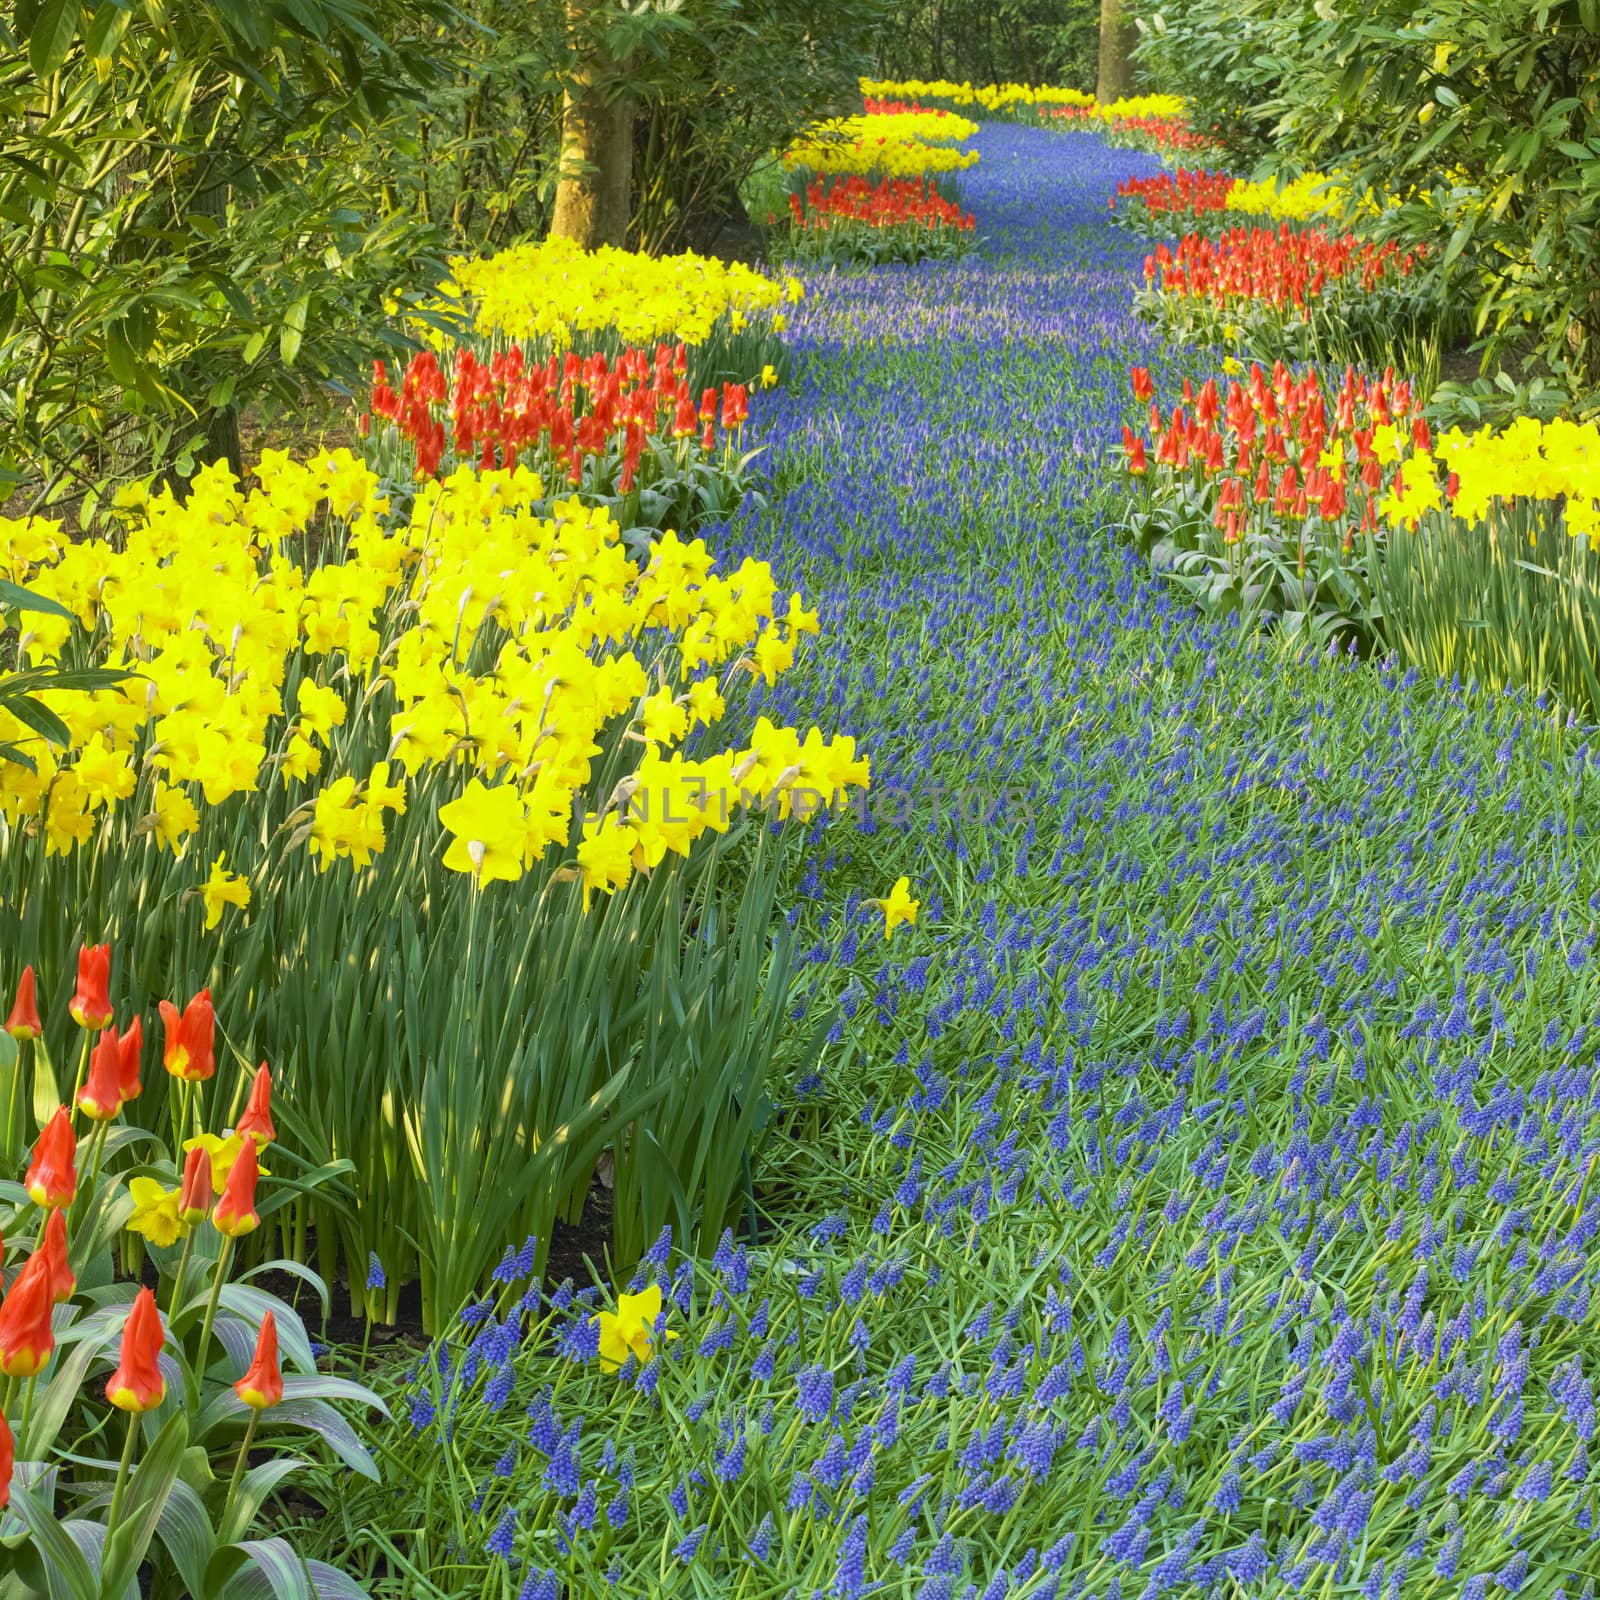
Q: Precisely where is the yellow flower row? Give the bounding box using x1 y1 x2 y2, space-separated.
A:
0 450 869 896
1380 416 1600 540
860 78 1095 111
783 112 981 178
428 233 804 350
860 80 1186 123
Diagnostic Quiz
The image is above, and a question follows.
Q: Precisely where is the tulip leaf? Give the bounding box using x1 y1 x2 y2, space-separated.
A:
7 1485 98 1600
153 1478 215 1599
101 1410 191 1600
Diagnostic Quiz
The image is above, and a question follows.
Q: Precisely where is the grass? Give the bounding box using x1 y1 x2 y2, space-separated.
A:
296 126 1600 1600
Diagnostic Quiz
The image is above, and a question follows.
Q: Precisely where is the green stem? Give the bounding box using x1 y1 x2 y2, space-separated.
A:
218 1409 260 1537
4 1038 27 1166
193 1236 236 1389
17 1375 37 1455
105 1410 142 1542
167 1226 198 1322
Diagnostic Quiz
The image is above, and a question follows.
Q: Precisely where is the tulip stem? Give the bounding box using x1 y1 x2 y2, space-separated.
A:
219 1409 259 1536
4 1038 26 1165
17 1374 36 1454
193 1236 235 1387
105 1410 141 1542
69 1031 90 1112
167 1227 198 1322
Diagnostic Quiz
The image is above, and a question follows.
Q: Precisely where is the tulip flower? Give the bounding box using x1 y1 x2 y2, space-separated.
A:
39 1208 75 1304
160 989 215 1082
235 1312 284 1409
4 967 40 1040
0 1412 11 1511
235 1062 276 1148
115 1015 144 1101
0 1254 56 1377
213 1138 261 1237
177 1144 213 1224
24 1108 77 1208
69 943 113 1030
75 1029 125 1121
105 1287 166 1412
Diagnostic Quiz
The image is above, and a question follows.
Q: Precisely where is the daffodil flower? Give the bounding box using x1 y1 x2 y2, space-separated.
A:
591 1283 679 1373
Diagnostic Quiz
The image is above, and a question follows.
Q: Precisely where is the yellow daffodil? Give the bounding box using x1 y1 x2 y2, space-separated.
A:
126 1177 185 1247
183 1131 267 1193
880 876 919 938
200 852 251 930
591 1283 679 1373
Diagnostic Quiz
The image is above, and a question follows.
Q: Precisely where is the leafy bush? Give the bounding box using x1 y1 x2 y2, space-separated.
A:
0 0 454 520
1134 0 1600 408
0 945 379 1597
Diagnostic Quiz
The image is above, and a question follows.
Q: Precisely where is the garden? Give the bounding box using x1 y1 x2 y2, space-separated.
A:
4 0 1600 1595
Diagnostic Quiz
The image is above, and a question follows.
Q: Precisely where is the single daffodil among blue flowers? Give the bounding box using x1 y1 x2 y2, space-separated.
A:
877 876 919 938
592 1283 679 1373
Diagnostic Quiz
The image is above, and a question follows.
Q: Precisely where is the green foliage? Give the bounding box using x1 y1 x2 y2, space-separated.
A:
0 0 456 521
873 0 1101 91
1135 0 1600 409
631 0 894 253
1378 504 1600 717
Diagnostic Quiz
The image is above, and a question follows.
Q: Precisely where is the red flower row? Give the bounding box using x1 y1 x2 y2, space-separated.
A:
368 344 750 485
1122 361 1434 549
787 174 975 233
862 98 952 117
1046 107 1216 153
1112 169 1236 218
1143 226 1421 310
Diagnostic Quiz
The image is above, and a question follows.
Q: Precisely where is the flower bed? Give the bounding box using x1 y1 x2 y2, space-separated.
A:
775 173 977 264
0 452 868 1329
1137 226 1432 364
366 342 763 535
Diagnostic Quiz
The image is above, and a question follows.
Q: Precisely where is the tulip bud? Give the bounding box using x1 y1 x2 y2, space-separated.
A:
235 1062 276 1149
235 1311 284 1410
69 943 113 1030
105 1287 166 1413
0 1255 56 1377
39 1209 75 1304
4 967 40 1041
115 1015 144 1102
213 1139 261 1238
75 1030 125 1122
159 989 215 1082
177 1144 213 1224
25 1108 77 1209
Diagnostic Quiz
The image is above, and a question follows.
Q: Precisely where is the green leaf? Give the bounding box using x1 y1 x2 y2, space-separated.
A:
154 1479 215 1599
28 0 80 77
0 579 73 620
101 1411 191 1599
7 1485 98 1600
279 296 309 367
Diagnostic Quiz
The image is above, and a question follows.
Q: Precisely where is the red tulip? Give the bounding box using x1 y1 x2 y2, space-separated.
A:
1130 367 1154 403
115 1014 144 1101
75 1029 125 1121
0 1254 56 1377
177 1144 213 1224
235 1312 284 1409
159 989 215 1082
39 1208 74 1304
69 943 113 1030
105 1287 165 1413
25 1108 76 1209
235 1062 276 1149
4 967 40 1040
213 1139 260 1238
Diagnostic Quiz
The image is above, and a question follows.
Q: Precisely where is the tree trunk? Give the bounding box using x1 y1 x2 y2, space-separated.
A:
550 0 632 249
1097 0 1136 102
